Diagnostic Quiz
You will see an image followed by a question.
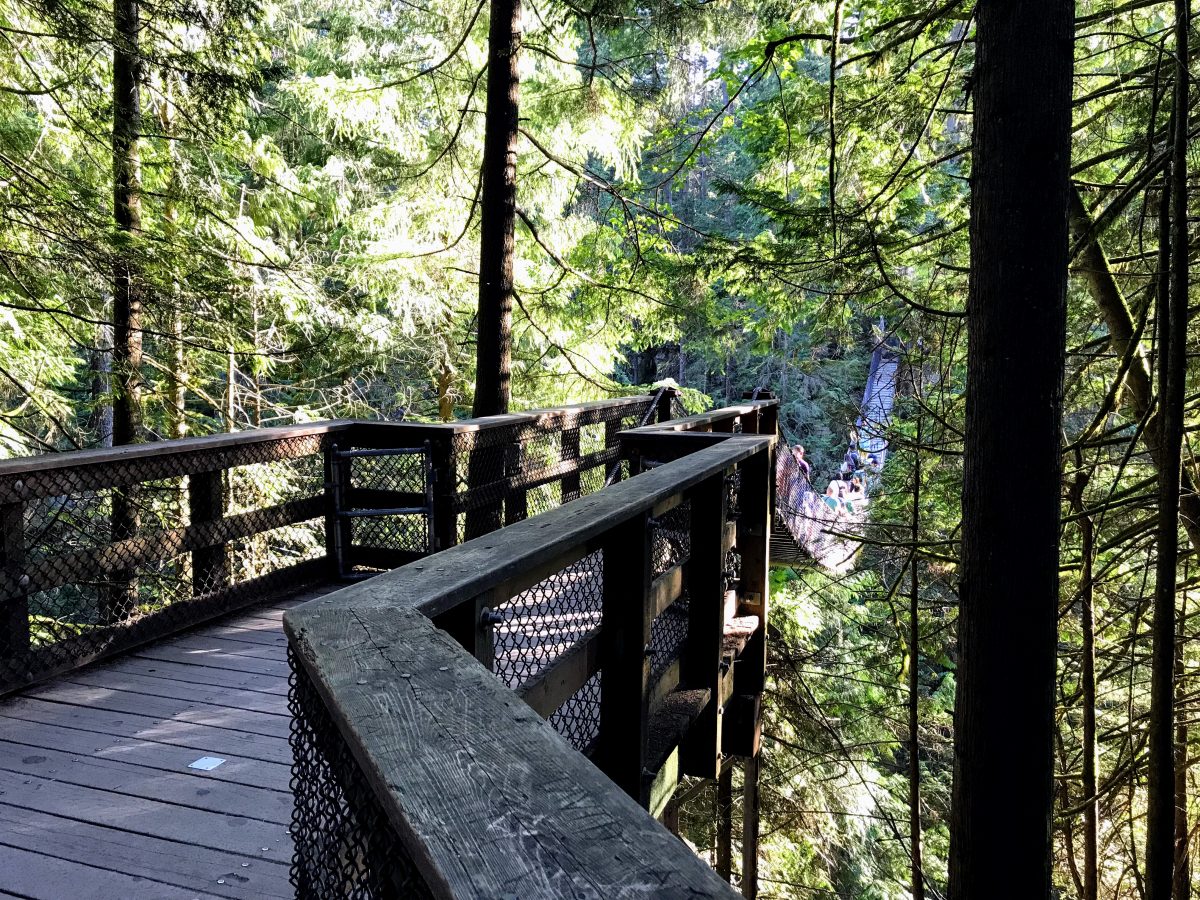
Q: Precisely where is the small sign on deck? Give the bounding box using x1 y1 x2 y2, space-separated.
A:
188 756 226 771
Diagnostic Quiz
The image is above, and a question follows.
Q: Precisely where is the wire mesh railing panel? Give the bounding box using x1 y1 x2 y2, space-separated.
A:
652 501 691 577
649 599 690 685
492 550 604 688
341 446 433 564
349 516 428 556
349 451 426 495
0 436 334 693
548 671 601 753
288 648 434 900
450 398 656 533
226 453 324 515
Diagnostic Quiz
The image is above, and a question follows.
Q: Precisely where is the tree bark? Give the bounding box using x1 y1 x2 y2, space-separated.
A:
160 82 186 442
948 2 1072 896
91 322 114 448
908 414 925 900
716 766 733 881
1067 187 1200 558
112 0 142 447
106 0 142 625
472 0 521 417
1146 6 1189 893
1069 460 1099 900
1174 597 1190 900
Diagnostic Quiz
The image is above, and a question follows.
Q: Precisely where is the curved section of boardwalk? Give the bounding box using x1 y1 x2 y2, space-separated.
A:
0 588 336 899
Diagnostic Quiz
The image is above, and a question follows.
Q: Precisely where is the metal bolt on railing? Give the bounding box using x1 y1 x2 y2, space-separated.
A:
480 608 505 627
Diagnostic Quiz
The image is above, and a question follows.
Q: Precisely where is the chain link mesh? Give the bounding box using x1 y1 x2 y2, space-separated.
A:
492 550 604 688
340 447 432 571
452 400 655 537
288 648 434 899
1 437 331 693
652 501 691 577
548 671 602 752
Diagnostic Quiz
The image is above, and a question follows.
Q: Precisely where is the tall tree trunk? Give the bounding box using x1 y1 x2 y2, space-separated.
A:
908 414 925 900
827 0 844 249
1147 6 1189 891
160 83 186 442
1174 592 1190 900
225 343 237 432
107 0 142 624
112 0 142 447
1068 187 1200 558
472 0 521 417
948 2 1072 896
1069 459 1099 900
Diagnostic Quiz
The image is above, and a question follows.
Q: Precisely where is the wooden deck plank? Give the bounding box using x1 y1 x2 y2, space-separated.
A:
157 633 296 663
0 806 291 900
55 669 290 715
0 740 292 823
0 843 224 900
0 698 293 764
186 621 292 647
0 576 335 896
0 716 293 793
0 766 292 857
129 644 291 677
98 656 291 696
23 682 293 738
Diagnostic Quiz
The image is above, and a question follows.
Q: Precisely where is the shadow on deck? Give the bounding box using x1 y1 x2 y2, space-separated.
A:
0 585 331 899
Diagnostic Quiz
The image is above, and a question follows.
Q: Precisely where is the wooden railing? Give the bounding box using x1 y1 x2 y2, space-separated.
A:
284 399 778 898
0 395 663 694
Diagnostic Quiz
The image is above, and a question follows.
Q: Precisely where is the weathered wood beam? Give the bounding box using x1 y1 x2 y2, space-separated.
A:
284 602 738 898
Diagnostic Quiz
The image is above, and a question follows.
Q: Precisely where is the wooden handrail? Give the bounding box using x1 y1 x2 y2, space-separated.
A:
0 396 662 499
289 603 737 898
284 438 769 898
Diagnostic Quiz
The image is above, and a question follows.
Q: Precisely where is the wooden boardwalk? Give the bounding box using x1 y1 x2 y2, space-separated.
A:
0 586 339 900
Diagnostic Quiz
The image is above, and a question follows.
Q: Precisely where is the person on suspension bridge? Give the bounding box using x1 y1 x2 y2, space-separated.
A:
792 445 811 483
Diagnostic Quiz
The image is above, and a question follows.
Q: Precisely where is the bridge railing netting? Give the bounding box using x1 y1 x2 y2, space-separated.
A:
0 394 662 694
284 399 776 898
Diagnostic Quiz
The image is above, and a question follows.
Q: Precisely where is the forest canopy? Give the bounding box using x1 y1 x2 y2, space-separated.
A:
1 0 1197 897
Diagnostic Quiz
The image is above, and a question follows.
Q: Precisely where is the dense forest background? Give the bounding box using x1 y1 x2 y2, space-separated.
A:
0 0 1196 896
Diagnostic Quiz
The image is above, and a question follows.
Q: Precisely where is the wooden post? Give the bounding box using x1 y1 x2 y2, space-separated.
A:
656 388 677 423
433 592 497 670
464 433 504 540
429 432 457 553
757 402 778 438
561 423 581 503
606 418 625 483
505 440 528 525
661 794 681 836
742 755 760 899
740 407 760 435
103 486 139 624
596 511 653 802
189 470 228 596
0 501 28 656
323 444 351 578
716 765 733 881
681 472 729 779
736 448 771 697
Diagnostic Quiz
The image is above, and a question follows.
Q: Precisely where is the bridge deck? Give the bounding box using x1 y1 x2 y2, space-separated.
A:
0 586 340 900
